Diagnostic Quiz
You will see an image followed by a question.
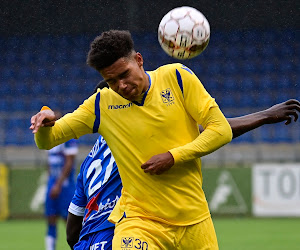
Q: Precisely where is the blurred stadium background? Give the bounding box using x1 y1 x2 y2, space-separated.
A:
0 0 299 249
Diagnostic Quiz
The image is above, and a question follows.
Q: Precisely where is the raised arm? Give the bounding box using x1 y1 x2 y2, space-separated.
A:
228 99 300 139
30 93 98 150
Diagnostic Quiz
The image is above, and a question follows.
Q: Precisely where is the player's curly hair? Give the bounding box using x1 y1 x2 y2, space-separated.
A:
87 30 135 71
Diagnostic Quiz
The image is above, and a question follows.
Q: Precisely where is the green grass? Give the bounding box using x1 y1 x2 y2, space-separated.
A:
0 219 69 250
214 217 300 250
0 217 300 249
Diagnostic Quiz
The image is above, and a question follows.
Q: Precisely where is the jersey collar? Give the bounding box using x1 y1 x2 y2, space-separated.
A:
132 72 151 106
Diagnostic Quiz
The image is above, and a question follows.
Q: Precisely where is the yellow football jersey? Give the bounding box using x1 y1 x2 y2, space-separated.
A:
35 63 232 226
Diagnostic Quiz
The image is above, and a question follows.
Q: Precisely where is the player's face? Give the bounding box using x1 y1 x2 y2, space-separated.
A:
100 52 149 101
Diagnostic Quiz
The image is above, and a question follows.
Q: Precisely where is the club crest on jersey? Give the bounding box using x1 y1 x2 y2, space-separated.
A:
121 237 133 248
160 88 174 106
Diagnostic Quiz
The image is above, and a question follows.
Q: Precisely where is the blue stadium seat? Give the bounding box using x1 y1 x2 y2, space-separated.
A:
62 97 81 112
10 98 27 112
242 45 258 59
276 75 291 89
277 43 295 58
70 50 85 64
1 67 15 81
33 67 48 81
66 66 85 80
257 75 273 91
278 59 295 73
232 130 254 143
207 62 222 75
218 92 239 108
273 90 292 104
6 118 20 129
86 67 100 80
54 35 72 49
16 67 32 81
260 126 275 143
227 30 243 44
261 30 276 44
243 30 260 44
225 45 242 59
240 77 255 92
210 31 225 47
63 80 80 94
55 50 70 64
28 98 44 112
274 124 293 143
47 81 62 94
5 129 19 145
30 81 45 95
0 98 9 112
211 46 224 60
239 92 257 108
223 76 238 91
22 130 35 145
20 51 34 64
256 92 273 108
223 61 238 76
205 76 220 92
241 61 256 74
49 65 65 80
0 81 12 96
259 59 276 74
73 35 90 48
261 45 276 58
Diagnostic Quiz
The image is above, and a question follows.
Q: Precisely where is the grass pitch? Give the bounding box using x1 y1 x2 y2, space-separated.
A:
0 217 299 249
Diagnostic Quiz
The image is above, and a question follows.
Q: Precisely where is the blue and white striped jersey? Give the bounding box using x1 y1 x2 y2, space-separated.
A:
68 135 122 240
48 139 78 183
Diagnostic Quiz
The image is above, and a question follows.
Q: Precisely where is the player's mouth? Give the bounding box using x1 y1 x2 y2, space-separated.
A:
121 87 136 100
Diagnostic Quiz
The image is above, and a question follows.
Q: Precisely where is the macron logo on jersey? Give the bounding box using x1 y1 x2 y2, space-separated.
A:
108 103 133 110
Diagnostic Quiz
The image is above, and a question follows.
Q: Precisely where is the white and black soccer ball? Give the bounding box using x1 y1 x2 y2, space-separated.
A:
158 6 210 60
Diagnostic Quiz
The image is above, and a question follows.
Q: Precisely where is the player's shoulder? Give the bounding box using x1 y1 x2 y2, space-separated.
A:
156 63 194 76
97 84 122 101
156 63 182 71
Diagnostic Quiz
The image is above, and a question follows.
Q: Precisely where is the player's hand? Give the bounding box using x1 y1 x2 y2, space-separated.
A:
50 183 61 199
141 152 174 175
30 109 56 133
263 99 300 125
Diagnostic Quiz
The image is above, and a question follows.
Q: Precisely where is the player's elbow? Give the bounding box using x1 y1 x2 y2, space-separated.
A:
34 135 54 150
35 140 52 150
222 120 233 144
212 120 233 146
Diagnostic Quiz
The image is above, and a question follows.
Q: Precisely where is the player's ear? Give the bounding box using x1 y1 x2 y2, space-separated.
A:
135 52 143 67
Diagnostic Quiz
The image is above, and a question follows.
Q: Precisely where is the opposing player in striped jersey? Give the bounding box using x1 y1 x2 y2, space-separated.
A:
65 81 300 250
67 135 121 250
45 110 78 250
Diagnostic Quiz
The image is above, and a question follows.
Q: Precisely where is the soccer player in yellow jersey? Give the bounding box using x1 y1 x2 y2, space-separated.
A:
29 30 297 249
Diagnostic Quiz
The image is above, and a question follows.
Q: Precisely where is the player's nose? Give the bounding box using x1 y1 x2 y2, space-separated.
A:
118 79 127 90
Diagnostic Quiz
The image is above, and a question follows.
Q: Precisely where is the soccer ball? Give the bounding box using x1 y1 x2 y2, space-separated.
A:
158 6 210 60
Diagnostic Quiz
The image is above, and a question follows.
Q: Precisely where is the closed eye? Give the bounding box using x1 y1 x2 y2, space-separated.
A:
119 70 130 79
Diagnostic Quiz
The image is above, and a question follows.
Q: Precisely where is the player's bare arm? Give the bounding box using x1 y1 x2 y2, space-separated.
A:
66 212 83 249
50 154 76 199
197 99 300 139
228 99 300 139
